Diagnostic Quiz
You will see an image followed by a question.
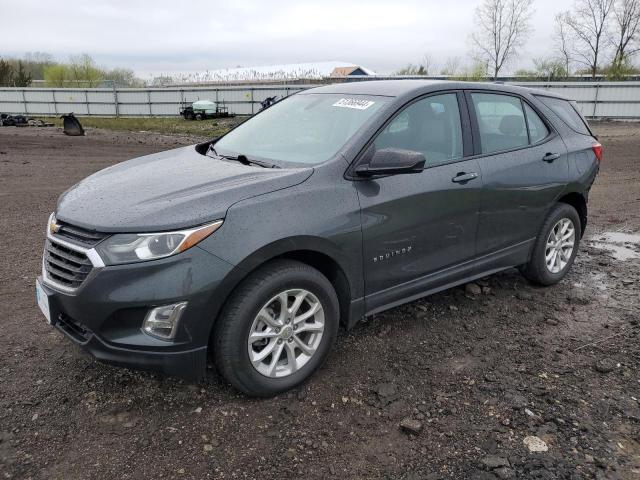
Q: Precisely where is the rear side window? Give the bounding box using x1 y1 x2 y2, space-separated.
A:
374 93 463 166
536 96 591 135
524 103 549 143
472 93 528 154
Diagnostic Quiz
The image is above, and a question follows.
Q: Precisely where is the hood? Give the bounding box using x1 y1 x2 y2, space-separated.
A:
56 146 313 232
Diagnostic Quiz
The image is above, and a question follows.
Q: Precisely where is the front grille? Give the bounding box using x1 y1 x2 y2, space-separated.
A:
53 220 108 248
44 239 93 289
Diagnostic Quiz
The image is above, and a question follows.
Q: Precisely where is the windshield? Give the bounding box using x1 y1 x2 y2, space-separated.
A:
214 93 388 166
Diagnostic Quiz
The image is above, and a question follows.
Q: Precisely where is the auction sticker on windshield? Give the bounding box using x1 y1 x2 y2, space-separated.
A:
332 98 375 110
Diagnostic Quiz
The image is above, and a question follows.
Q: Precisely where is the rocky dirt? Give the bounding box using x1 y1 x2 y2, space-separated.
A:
0 123 639 479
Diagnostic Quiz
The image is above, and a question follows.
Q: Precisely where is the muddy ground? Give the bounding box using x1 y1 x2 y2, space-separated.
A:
0 123 639 480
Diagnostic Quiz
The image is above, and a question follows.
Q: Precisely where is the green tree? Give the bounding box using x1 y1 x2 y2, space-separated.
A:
69 53 102 87
395 63 428 75
13 61 32 87
515 68 537 79
515 59 568 80
19 52 55 80
603 57 640 78
532 57 569 79
44 64 70 87
449 61 489 81
102 68 144 87
0 59 16 86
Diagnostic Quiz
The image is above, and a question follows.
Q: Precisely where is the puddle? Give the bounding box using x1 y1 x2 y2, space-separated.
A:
593 232 640 244
573 272 611 295
588 231 640 261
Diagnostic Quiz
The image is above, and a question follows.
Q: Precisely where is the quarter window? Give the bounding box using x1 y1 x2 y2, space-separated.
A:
536 95 591 136
373 93 463 166
472 93 528 154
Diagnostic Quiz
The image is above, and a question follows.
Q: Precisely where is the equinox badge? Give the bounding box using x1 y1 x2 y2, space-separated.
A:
373 245 413 263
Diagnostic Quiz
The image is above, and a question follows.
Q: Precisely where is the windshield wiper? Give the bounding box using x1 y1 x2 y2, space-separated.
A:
206 144 218 157
206 144 279 168
221 154 280 169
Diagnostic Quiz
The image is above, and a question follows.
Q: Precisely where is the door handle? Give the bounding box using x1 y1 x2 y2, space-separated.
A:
452 172 478 183
542 152 560 163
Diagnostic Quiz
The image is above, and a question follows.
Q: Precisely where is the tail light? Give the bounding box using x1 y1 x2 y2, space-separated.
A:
592 142 603 162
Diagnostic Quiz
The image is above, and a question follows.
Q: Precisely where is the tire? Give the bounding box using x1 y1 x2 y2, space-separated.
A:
521 203 582 286
212 260 339 397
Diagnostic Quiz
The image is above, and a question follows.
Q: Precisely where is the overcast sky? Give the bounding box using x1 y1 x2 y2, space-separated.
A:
1 0 573 78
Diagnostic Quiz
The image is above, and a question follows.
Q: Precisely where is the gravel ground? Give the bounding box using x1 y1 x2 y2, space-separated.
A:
0 123 639 480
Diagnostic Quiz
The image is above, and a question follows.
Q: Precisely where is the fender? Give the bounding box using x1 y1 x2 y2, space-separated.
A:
200 235 363 339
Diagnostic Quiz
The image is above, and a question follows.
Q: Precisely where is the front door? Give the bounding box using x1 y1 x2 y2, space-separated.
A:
354 92 482 310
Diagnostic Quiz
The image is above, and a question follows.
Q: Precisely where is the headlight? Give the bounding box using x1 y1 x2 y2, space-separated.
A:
95 220 223 265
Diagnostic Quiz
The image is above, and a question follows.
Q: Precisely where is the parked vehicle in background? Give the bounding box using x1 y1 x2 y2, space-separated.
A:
180 100 231 120
36 81 600 396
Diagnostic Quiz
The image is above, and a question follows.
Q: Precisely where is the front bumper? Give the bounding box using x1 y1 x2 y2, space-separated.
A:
38 245 235 380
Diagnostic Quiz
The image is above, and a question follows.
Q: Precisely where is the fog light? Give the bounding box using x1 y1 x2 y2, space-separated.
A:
142 302 187 340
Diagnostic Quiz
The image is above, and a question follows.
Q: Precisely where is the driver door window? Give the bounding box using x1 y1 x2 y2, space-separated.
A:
373 93 464 167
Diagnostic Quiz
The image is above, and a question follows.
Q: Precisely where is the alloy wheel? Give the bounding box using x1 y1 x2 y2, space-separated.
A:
545 218 576 274
247 289 325 378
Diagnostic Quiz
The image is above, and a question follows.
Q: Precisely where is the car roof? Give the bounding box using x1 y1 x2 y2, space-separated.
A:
301 80 566 100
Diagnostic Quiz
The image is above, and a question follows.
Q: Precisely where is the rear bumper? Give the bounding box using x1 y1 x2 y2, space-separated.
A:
38 245 235 380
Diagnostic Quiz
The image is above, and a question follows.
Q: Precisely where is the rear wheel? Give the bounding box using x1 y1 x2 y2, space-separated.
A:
212 260 339 397
521 203 581 286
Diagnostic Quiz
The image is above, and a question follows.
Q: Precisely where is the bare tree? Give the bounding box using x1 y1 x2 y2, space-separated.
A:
422 54 435 76
440 56 462 76
555 13 574 75
471 0 535 79
611 0 640 66
564 0 615 77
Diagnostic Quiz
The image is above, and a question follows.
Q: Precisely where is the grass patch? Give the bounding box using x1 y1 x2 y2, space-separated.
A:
35 116 246 137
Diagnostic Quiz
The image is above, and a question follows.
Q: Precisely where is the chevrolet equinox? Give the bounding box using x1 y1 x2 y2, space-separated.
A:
36 81 601 396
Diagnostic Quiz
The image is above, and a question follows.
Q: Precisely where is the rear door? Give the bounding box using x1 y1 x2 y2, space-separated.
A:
467 91 569 255
354 91 482 309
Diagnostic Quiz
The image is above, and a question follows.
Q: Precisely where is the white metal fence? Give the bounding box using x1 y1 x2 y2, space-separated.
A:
512 81 640 119
0 85 312 117
1 81 639 119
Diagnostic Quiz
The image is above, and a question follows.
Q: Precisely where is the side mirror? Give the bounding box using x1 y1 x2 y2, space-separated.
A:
355 148 426 177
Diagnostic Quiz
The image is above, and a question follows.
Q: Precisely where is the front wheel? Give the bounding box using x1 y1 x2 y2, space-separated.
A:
521 203 581 286
212 260 339 397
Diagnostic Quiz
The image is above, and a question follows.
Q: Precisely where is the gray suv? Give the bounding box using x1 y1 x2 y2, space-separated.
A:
36 81 600 396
